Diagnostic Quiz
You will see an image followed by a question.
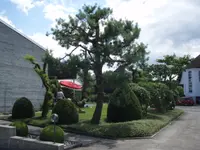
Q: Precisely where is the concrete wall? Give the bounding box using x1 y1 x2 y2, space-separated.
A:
0 21 46 113
0 125 16 148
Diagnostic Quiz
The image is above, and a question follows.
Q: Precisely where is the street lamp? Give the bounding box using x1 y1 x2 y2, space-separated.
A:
51 113 59 143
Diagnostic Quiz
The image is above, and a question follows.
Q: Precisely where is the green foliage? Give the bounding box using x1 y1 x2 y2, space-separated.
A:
40 125 64 143
129 83 150 116
176 86 184 97
12 97 35 119
52 99 79 124
50 4 148 124
138 82 175 113
65 109 184 138
107 84 142 122
10 121 28 137
25 55 53 118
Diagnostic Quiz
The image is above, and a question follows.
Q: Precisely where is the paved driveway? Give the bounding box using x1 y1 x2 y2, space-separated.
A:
77 106 200 150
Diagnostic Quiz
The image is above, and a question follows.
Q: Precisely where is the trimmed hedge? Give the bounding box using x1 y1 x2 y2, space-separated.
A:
64 109 184 138
107 84 142 122
52 99 79 124
12 97 35 119
40 125 64 143
10 121 28 137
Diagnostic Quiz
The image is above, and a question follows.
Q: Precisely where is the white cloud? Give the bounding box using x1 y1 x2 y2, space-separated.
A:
43 3 76 27
106 0 200 63
29 33 67 58
10 0 44 15
0 11 24 33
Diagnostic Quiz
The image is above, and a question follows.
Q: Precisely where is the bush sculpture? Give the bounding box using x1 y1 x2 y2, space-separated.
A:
52 99 79 124
12 97 35 119
107 83 142 122
40 125 64 143
10 121 28 137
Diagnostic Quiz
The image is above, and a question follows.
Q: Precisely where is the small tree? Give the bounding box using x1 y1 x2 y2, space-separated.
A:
49 4 147 124
24 55 53 118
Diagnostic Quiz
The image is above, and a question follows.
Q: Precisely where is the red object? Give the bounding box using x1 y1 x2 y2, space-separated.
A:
176 97 194 106
60 81 82 90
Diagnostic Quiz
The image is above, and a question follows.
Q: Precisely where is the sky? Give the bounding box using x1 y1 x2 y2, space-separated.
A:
0 0 200 66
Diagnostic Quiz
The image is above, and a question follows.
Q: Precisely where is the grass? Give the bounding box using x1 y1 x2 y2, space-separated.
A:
3 104 184 138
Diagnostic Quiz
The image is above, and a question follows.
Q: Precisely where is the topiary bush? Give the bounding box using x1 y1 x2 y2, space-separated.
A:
10 121 28 137
52 99 79 124
129 83 150 116
12 97 35 119
107 83 142 123
40 125 64 143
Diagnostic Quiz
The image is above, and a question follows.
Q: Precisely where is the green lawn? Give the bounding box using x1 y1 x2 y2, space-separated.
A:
7 103 108 127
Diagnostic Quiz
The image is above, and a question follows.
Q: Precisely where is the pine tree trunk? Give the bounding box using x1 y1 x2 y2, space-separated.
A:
81 68 88 100
91 66 104 124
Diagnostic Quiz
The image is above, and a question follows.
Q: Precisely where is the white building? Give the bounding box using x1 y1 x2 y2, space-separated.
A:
180 55 200 103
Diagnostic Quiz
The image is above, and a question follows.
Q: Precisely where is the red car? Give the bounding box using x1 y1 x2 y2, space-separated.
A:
176 97 194 106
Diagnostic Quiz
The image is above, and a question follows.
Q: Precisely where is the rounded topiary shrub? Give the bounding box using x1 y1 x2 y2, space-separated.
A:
10 121 28 137
40 125 64 143
129 83 150 116
12 97 35 119
52 99 79 124
107 84 142 123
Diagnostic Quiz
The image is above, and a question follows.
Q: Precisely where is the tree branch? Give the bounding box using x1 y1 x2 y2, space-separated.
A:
59 47 78 60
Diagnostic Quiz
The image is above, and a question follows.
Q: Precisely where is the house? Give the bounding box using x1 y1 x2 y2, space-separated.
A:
180 55 200 103
0 19 46 113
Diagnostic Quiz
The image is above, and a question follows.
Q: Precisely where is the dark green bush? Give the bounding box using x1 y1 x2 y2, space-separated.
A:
52 99 79 124
40 125 64 143
12 97 35 119
107 84 142 122
87 94 97 102
129 83 150 116
10 121 28 137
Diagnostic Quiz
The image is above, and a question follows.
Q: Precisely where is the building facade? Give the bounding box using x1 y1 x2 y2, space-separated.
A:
0 19 46 113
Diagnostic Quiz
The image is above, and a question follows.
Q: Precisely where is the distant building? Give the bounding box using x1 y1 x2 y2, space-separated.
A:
0 19 46 113
180 55 200 103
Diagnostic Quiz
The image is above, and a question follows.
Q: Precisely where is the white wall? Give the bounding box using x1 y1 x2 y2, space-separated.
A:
183 68 200 98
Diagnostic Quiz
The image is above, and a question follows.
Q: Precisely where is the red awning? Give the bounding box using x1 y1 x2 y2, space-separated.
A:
60 81 82 90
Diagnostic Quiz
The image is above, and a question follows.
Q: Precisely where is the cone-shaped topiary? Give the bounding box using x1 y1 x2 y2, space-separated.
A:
107 83 142 122
12 97 35 119
52 99 79 124
40 125 64 143
10 121 28 137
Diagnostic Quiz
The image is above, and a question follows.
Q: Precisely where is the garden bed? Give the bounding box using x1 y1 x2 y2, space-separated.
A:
61 109 184 139
0 105 184 139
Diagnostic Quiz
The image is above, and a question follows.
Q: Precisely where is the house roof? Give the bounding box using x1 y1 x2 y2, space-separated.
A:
0 18 46 51
187 54 200 69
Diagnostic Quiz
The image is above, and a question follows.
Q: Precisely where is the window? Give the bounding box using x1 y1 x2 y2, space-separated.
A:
188 71 192 93
199 71 200 82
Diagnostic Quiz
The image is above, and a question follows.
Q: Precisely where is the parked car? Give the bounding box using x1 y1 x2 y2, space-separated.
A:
176 97 194 106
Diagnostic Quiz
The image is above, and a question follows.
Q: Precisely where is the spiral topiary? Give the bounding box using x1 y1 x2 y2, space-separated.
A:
52 99 79 124
107 83 142 123
10 121 28 137
12 97 35 119
40 125 64 143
